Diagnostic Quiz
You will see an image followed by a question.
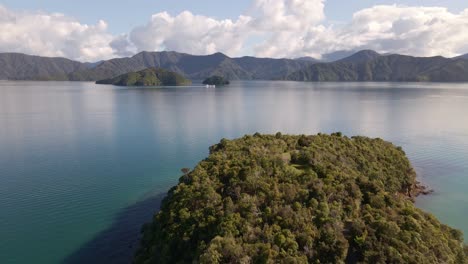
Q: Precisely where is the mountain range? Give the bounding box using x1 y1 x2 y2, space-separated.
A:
1 50 468 82
286 50 468 82
0 51 312 81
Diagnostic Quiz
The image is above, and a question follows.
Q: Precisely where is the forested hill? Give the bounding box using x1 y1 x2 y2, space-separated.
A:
135 133 468 263
286 51 468 82
95 67 191 86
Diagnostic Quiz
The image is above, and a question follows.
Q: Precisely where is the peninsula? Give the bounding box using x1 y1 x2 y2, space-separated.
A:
134 133 467 263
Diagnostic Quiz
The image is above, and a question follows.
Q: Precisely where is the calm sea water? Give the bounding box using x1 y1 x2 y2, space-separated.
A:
1 80 468 263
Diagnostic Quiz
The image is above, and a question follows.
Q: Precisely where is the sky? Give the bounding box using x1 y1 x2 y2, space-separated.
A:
0 0 467 61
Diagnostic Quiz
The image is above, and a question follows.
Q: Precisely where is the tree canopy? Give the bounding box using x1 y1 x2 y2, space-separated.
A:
135 133 467 264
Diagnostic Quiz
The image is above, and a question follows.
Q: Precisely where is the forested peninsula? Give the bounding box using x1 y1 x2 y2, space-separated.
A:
135 133 468 263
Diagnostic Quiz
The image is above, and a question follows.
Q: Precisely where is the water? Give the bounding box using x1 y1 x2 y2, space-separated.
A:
0 80 468 263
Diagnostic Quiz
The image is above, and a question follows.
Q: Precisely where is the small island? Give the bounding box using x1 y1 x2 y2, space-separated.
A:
202 75 230 86
135 133 467 263
95 67 191 86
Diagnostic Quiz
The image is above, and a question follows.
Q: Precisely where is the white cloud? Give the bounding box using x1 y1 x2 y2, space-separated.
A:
123 2 468 59
1 2 468 61
249 0 325 31
251 4 468 58
128 11 252 55
328 5 468 57
0 5 115 61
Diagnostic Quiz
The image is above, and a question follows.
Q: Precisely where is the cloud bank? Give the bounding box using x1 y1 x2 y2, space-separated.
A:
1 1 468 61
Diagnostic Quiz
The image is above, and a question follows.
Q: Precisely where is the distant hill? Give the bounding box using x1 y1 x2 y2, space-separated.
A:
455 54 468 60
294 56 321 63
0 52 313 81
287 51 468 82
321 50 358 62
336 50 381 63
96 67 191 86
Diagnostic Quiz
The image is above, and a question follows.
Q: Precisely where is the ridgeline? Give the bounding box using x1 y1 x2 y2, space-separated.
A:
135 133 467 263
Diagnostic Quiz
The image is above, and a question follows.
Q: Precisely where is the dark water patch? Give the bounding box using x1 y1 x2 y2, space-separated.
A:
62 193 166 264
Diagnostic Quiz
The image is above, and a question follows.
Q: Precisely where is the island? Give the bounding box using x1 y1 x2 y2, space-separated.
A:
134 133 467 263
95 67 191 86
202 75 230 86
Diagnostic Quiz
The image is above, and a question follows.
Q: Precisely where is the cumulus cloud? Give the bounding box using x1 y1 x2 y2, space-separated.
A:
121 2 468 59
326 5 468 57
123 0 325 58
250 4 468 58
128 11 252 55
0 5 115 61
249 0 325 31
1 2 468 61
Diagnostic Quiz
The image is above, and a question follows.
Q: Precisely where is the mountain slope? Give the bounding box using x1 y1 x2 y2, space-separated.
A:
321 50 358 62
234 56 311 80
455 54 468 60
0 53 88 80
294 56 321 63
336 50 380 64
287 52 468 82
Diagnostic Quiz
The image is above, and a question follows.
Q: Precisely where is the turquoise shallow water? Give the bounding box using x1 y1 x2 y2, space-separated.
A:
0 80 468 263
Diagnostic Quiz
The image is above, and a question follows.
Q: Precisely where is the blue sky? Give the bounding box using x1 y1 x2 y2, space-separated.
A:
0 0 467 61
2 0 466 34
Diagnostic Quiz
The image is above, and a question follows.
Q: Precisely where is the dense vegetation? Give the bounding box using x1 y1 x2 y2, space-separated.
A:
286 51 468 82
95 67 191 86
135 133 467 263
203 75 230 86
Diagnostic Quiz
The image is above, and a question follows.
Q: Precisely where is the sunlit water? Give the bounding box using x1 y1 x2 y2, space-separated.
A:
1 81 467 263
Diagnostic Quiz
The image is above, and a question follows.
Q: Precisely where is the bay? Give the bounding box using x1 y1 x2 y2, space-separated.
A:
0 80 467 263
